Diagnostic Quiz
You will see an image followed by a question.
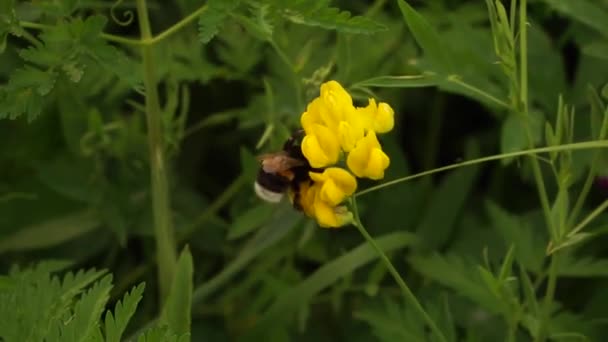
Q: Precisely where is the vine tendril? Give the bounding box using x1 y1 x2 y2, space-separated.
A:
111 0 135 26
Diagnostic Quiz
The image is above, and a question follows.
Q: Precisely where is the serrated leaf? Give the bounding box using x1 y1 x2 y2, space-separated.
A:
58 274 113 341
486 201 545 273
397 0 453 73
161 246 193 337
198 0 241 44
104 283 145 342
408 253 502 314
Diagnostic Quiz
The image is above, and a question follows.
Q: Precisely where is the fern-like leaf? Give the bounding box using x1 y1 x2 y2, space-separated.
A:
270 0 386 34
104 282 146 342
198 0 242 43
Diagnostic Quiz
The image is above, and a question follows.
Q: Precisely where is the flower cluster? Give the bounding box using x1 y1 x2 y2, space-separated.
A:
297 80 394 228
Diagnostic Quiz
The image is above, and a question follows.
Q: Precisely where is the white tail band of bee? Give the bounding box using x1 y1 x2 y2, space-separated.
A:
254 182 284 203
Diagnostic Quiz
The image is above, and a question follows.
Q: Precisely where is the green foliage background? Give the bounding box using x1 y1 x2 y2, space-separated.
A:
1 0 608 341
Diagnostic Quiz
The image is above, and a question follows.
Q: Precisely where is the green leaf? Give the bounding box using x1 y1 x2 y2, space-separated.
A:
583 42 608 60
0 67 57 121
558 255 608 277
198 0 241 44
0 209 101 253
351 74 440 89
500 111 543 165
136 326 190 342
397 0 453 73
55 274 113 341
253 232 417 331
408 253 503 314
104 283 145 342
228 204 275 240
161 246 193 337
276 0 386 34
415 143 480 250
485 201 545 272
0 0 16 53
540 0 608 39
192 203 301 303
355 297 428 341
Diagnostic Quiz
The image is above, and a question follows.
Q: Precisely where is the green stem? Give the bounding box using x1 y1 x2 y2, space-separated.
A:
19 3 207 46
356 140 608 197
568 107 608 228
350 198 447 342
516 0 554 239
537 254 559 342
446 76 510 110
568 198 608 237
146 4 207 45
136 0 177 303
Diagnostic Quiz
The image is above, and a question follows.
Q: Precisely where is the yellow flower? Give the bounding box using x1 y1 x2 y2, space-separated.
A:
313 201 353 228
347 131 390 180
297 180 353 228
309 167 357 206
298 181 317 218
358 98 395 134
320 80 353 114
301 123 341 168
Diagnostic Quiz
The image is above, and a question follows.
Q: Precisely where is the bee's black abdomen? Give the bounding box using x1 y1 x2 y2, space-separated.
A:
256 168 290 193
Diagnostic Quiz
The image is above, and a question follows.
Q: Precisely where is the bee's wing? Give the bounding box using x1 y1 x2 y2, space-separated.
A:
257 152 305 173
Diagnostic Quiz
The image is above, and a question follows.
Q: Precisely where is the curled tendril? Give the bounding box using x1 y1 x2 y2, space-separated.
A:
111 0 135 26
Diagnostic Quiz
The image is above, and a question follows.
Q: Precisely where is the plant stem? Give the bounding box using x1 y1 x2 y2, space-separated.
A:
517 1 556 339
349 198 447 342
568 107 608 228
446 76 511 109
136 0 177 303
20 3 207 47
537 253 559 342
356 140 608 197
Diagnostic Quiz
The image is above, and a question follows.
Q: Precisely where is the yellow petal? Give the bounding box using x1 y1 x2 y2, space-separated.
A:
299 181 318 218
365 148 390 180
320 80 352 109
346 136 370 178
373 102 394 133
313 200 353 228
322 168 357 196
301 124 340 168
301 98 323 134
346 131 390 180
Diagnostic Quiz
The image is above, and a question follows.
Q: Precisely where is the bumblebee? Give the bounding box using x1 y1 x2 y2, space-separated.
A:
254 131 318 210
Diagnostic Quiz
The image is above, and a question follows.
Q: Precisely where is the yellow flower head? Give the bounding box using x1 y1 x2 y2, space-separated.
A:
295 80 395 228
347 131 390 180
309 167 357 206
